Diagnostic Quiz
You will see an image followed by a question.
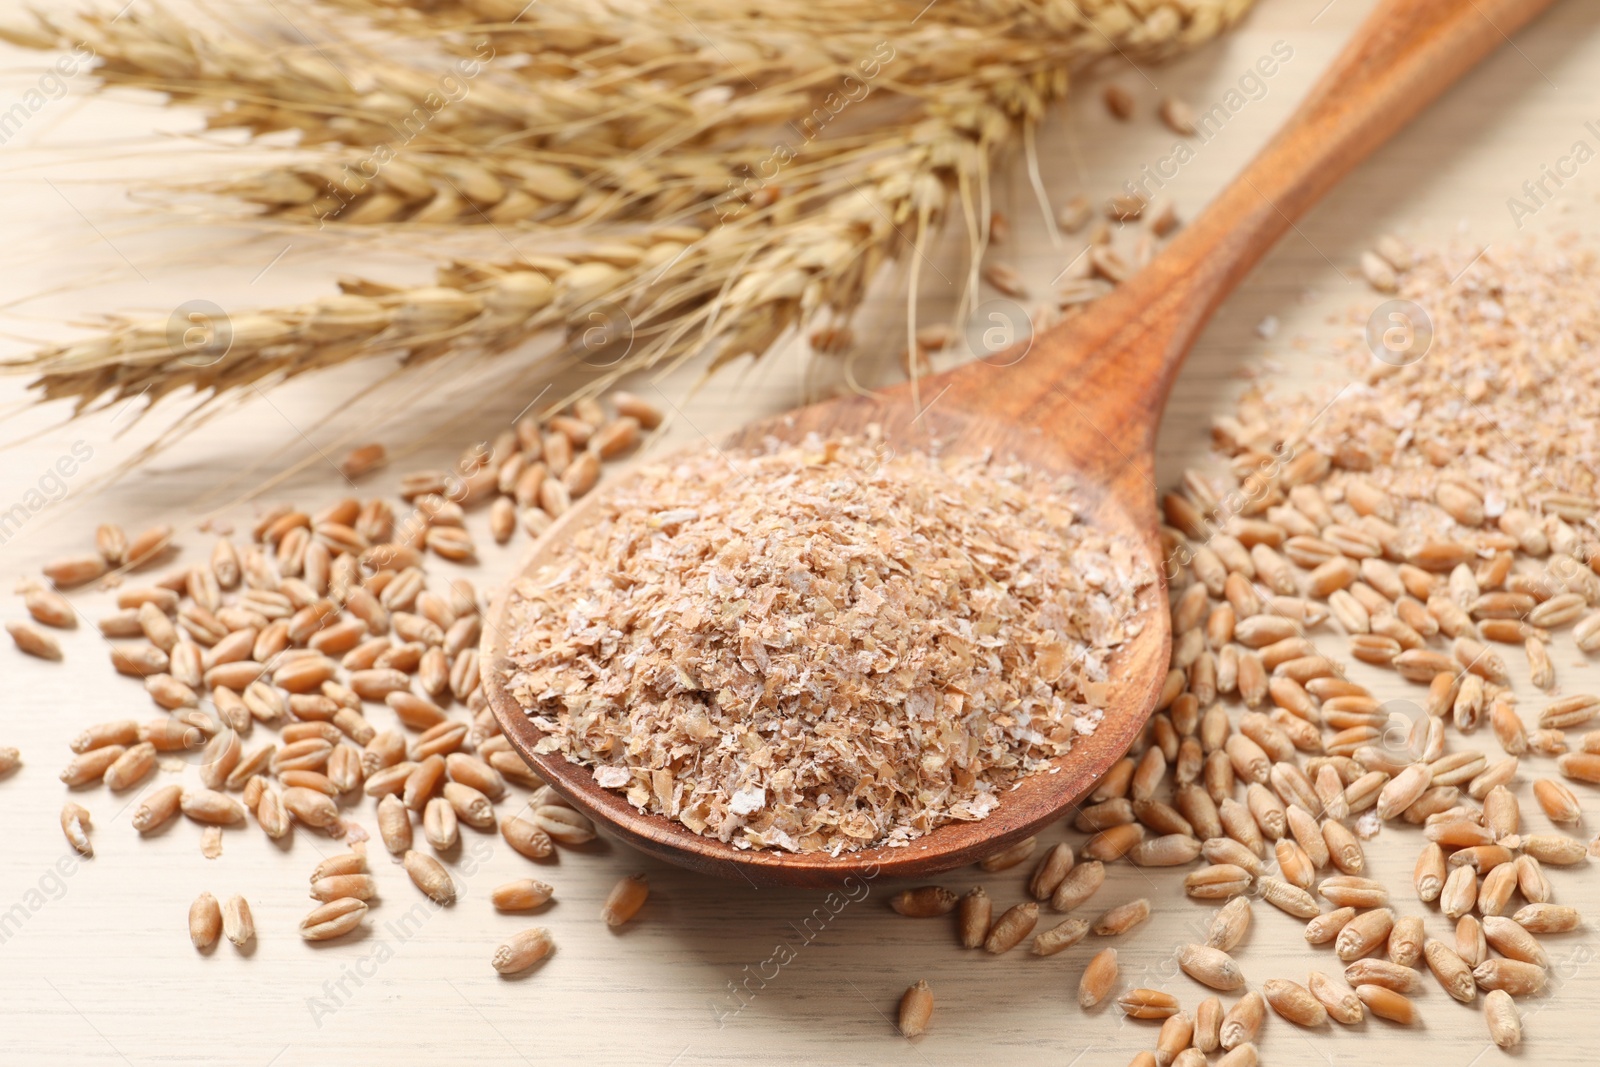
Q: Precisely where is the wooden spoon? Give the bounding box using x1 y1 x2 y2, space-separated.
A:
485 0 1555 886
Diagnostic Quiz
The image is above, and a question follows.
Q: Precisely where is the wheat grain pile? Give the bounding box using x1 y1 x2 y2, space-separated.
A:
501 438 1152 853
1223 240 1600 516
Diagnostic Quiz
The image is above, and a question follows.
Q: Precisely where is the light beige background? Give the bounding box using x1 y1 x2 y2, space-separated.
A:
2 1 1599 1063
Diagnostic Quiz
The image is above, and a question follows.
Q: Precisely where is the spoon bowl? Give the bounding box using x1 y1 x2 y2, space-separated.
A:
482 389 1172 887
484 0 1555 886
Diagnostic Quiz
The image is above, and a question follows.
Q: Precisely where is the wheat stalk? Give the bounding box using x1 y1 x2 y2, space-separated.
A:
8 0 1243 231
7 0 1254 424
23 130 952 411
324 0 1242 66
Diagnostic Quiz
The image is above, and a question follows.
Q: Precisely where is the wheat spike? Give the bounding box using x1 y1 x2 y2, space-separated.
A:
4 0 1254 425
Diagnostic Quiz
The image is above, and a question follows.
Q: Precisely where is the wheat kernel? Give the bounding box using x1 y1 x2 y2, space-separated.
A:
492 927 554 975
1118 988 1179 1020
1220 990 1264 1049
898 980 933 1037
1079 947 1119 1008
601 873 649 927
1263 978 1326 1026
189 891 221 951
1484 988 1522 1048
984 902 1038 954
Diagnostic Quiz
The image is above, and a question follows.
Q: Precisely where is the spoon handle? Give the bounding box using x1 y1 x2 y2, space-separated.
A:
1006 0 1555 459
1142 0 1556 340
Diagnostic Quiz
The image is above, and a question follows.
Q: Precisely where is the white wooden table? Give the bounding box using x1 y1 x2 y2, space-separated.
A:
3 1 1600 1063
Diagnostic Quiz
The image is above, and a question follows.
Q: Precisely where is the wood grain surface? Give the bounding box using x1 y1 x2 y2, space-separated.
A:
3 1 1600 1063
